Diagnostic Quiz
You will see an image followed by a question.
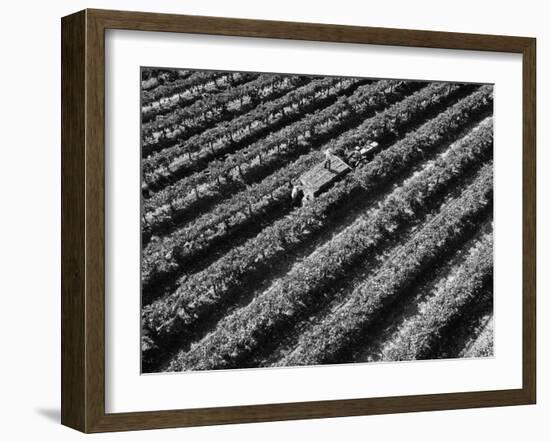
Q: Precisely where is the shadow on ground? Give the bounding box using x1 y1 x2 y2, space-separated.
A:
35 408 60 423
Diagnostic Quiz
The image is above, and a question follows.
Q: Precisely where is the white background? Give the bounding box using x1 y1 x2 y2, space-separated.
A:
106 30 522 413
0 0 547 440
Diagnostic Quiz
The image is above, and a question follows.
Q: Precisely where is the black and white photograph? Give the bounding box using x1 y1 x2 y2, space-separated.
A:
140 68 494 374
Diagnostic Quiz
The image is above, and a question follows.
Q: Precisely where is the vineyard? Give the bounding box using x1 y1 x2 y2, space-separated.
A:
140 67 494 373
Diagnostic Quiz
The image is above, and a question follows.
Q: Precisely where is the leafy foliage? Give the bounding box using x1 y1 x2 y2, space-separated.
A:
142 80 424 239
142 76 370 190
380 233 493 361
142 75 313 156
139 71 495 372
280 164 493 366
141 84 481 300
144 117 493 369
141 71 258 123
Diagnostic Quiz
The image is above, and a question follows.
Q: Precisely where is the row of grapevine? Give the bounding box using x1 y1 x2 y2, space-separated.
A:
142 71 258 123
459 317 494 358
141 86 485 292
143 74 311 137
141 151 323 301
142 71 225 106
143 85 491 247
144 82 392 213
142 75 313 156
142 80 423 227
326 82 476 156
144 114 493 339
141 69 192 91
143 119 492 364
277 165 493 367
343 221 492 364
166 157 493 371
379 233 493 361
142 76 369 189
355 85 493 189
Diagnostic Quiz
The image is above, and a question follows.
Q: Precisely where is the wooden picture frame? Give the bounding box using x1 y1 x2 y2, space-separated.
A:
61 8 536 433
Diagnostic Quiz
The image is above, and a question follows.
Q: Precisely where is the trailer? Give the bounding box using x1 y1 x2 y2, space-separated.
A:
299 155 351 199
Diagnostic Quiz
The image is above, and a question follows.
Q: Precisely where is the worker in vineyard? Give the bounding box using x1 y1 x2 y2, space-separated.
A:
291 184 304 206
346 149 361 167
324 147 335 170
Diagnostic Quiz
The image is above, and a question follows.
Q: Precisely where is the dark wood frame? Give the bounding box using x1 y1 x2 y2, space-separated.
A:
61 8 536 433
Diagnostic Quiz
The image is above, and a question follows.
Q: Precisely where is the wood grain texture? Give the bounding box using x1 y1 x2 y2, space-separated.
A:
89 8 532 53
60 8 537 433
522 38 536 403
85 9 107 433
61 10 86 431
